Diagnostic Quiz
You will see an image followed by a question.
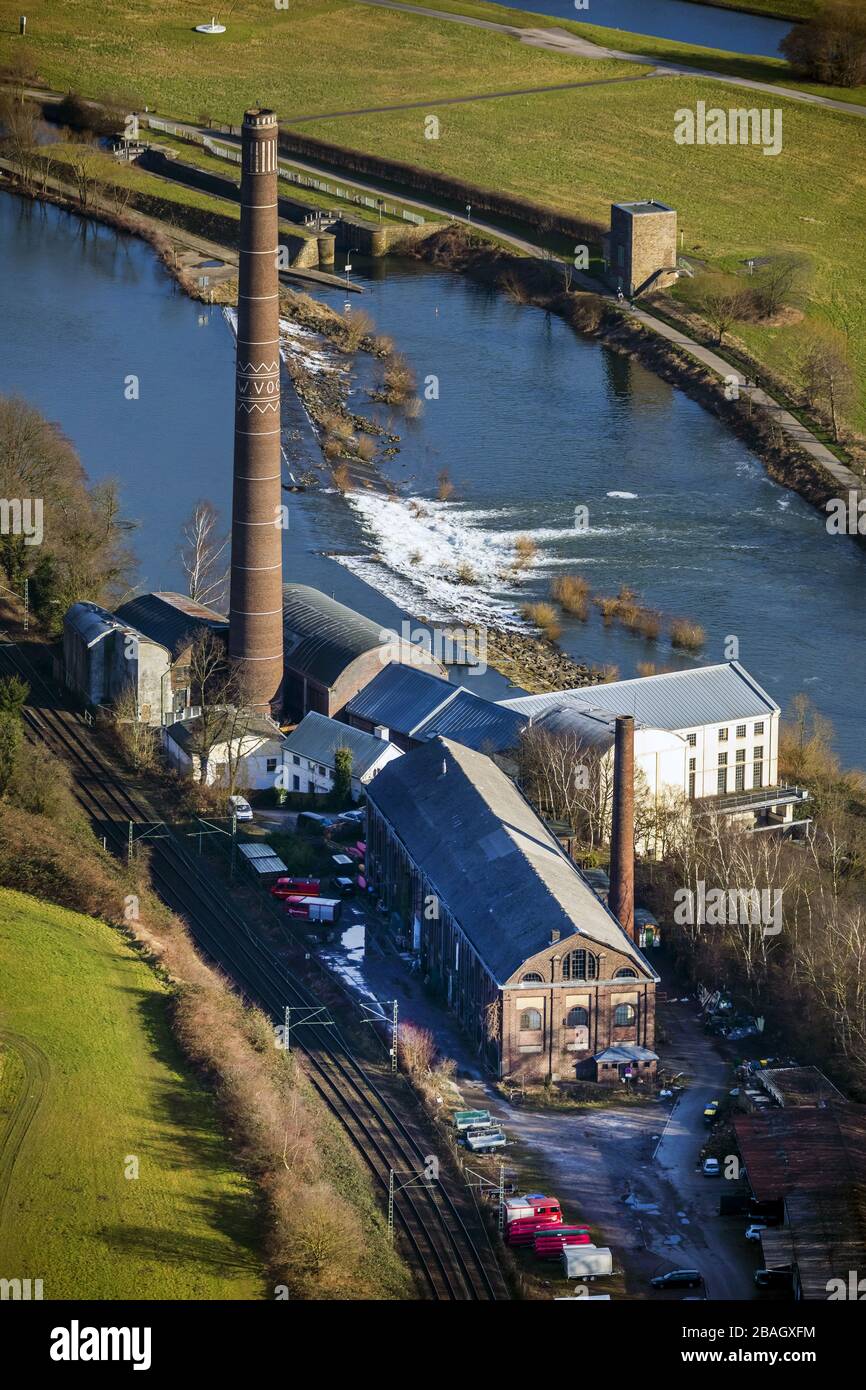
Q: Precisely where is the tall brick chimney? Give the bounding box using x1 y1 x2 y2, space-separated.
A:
609 714 635 942
228 107 284 716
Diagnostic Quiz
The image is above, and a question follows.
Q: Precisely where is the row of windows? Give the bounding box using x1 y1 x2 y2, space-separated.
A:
519 1003 636 1031
687 720 765 748
523 957 638 983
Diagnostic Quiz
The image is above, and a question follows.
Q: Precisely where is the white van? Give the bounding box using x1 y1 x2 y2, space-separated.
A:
228 794 254 823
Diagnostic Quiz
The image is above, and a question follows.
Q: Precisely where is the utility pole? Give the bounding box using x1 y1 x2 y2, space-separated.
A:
128 819 134 863
230 811 237 878
498 1162 506 1233
391 998 398 1074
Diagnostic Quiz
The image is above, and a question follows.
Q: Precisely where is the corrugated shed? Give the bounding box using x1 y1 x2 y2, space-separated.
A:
345 662 456 734
115 591 227 658
284 711 398 777
64 601 125 648
500 661 778 731
368 737 657 984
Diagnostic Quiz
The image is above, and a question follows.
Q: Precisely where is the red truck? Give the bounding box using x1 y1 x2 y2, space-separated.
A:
271 876 321 900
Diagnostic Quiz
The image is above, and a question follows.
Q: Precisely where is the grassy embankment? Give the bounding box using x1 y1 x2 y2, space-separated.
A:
0 887 264 1299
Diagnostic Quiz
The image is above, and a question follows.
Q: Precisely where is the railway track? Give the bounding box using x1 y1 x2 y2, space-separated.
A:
0 635 508 1302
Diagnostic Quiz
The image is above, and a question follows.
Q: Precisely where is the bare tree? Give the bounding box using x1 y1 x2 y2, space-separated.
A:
179 500 229 610
66 134 101 210
0 93 39 191
696 274 751 346
752 252 812 319
800 334 855 441
111 682 158 771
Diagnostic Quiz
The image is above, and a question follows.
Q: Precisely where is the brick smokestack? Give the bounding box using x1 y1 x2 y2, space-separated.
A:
609 714 635 942
229 107 284 716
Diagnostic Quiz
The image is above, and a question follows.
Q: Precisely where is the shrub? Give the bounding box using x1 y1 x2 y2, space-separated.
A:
551 574 590 619
436 468 455 502
595 595 619 625
455 560 477 584
670 617 706 651
522 601 561 641
513 535 537 569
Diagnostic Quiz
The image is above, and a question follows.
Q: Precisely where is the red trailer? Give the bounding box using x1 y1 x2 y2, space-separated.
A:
533 1227 592 1260
506 1211 563 1246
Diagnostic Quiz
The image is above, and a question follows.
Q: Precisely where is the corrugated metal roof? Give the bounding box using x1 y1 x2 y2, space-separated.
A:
238 844 288 875
345 661 456 734
500 662 778 732
64 601 124 648
284 711 398 777
115 591 227 659
282 584 390 688
414 688 528 753
368 737 657 985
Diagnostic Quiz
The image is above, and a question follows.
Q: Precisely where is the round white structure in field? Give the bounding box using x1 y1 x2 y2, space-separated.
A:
195 19 226 34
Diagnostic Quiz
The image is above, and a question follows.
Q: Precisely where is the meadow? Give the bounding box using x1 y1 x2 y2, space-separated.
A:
0 888 265 1299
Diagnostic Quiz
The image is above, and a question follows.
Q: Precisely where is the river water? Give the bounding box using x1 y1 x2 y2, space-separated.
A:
493 0 793 58
1 193 864 765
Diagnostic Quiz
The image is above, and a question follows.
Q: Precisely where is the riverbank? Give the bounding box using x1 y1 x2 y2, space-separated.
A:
401 225 862 536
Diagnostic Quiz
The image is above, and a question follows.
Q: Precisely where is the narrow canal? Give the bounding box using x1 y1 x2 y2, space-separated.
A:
1 193 863 764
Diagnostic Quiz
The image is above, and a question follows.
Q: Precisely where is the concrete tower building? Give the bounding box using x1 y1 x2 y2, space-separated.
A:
229 108 284 715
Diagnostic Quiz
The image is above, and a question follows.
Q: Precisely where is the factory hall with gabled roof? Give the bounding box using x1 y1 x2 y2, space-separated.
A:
281 584 446 720
366 736 658 1082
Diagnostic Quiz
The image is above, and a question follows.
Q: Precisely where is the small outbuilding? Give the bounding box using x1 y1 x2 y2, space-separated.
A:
283 710 402 800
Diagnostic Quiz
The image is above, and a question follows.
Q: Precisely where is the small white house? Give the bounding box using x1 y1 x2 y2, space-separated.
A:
162 712 286 790
283 711 402 801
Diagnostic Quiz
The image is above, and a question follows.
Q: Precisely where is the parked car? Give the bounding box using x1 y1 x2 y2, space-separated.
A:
228 794 253 823
297 810 339 833
745 1223 767 1242
755 1268 791 1290
333 876 356 897
702 1157 721 1176
651 1269 703 1290
703 1099 720 1123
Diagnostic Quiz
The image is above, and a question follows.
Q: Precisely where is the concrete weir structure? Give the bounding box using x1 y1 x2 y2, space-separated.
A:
228 108 284 715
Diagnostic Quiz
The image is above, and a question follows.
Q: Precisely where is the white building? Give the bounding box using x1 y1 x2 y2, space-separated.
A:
502 662 807 833
62 601 171 722
283 711 402 800
162 713 286 790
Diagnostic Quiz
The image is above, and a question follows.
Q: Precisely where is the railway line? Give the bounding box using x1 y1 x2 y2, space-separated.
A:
0 634 508 1302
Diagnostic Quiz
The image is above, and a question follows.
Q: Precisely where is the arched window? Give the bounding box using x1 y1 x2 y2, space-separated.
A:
566 1006 588 1028
614 968 638 979
521 972 543 984
561 949 598 982
520 1009 542 1031
614 1003 636 1027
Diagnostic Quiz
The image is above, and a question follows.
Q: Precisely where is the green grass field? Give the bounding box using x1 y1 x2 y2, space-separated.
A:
0 888 265 1299
298 75 866 426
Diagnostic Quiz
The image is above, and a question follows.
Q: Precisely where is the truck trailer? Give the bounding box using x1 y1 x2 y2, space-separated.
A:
561 1245 613 1280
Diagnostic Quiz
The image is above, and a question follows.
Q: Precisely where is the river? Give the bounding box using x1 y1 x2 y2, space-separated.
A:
1 193 863 766
480 0 793 59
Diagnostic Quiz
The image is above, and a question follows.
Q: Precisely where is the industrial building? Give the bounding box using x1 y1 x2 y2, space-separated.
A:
501 661 808 833
365 735 658 1083
603 199 678 298
281 585 446 721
